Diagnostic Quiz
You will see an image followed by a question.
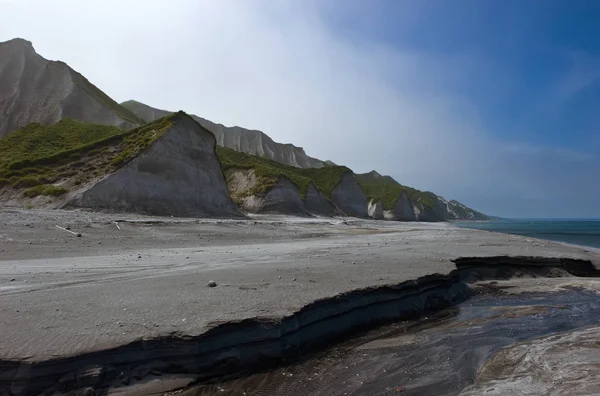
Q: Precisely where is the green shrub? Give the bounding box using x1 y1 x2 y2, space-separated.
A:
23 185 68 198
12 176 43 188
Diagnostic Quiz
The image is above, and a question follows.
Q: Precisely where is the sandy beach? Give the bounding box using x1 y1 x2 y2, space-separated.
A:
1 208 599 395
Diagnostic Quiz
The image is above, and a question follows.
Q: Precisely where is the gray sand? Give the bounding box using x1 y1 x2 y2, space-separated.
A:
0 208 598 362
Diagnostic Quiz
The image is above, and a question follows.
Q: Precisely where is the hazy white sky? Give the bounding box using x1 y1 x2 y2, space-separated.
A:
1 0 599 217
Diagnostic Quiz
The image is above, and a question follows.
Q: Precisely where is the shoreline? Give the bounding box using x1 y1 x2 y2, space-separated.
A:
451 219 600 250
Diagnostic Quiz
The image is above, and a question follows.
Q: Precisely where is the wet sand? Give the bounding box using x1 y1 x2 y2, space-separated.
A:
186 285 600 396
1 208 599 394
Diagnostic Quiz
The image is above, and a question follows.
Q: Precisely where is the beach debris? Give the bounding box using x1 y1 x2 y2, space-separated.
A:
114 221 121 230
293 278 297 281
55 225 81 237
208 280 217 287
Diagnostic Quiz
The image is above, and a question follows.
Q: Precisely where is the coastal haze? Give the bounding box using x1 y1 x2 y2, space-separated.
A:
1 1 600 396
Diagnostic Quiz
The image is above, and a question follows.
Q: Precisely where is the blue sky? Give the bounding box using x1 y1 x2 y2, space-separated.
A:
329 0 600 150
1 0 599 218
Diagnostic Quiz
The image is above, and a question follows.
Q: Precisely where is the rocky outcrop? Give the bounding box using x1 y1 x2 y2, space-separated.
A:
241 177 307 215
121 100 325 169
383 193 417 221
226 173 337 216
69 113 242 218
304 183 339 216
330 172 368 218
368 200 383 219
0 38 143 137
414 194 448 222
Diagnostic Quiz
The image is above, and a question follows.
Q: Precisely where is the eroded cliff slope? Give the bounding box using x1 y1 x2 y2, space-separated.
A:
0 38 144 137
0 112 242 217
218 147 344 216
71 113 242 217
121 100 325 168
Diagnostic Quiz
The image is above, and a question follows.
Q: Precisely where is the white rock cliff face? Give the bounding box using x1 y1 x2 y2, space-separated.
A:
70 114 242 217
121 100 325 169
368 200 383 219
0 38 140 137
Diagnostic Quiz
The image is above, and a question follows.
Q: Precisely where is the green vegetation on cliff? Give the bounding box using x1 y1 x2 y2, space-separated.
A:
217 146 350 199
354 171 436 210
23 185 68 198
0 119 124 167
0 114 178 195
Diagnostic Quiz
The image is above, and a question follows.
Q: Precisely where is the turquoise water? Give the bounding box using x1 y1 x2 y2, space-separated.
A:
453 219 600 249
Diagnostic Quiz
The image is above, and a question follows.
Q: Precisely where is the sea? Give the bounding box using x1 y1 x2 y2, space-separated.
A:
452 219 600 249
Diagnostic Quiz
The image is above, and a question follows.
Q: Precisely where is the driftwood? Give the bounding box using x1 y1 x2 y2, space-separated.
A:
55 225 81 237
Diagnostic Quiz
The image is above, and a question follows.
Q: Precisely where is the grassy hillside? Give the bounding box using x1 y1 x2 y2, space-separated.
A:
0 115 348 201
0 114 176 196
354 171 436 210
0 119 124 168
217 146 350 199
